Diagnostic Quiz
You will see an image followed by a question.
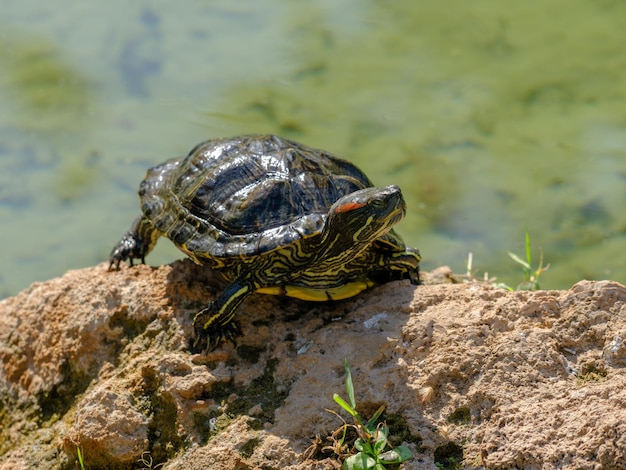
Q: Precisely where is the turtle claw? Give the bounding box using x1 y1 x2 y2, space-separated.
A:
108 235 144 270
192 303 240 352
192 320 240 353
109 217 153 270
409 268 422 286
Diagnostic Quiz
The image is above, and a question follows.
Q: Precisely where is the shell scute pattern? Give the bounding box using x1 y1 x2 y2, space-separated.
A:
143 135 372 258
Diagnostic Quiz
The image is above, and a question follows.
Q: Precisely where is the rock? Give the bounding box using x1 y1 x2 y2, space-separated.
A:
0 259 625 469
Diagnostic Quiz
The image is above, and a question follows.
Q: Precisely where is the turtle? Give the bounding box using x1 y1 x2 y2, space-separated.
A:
109 134 421 350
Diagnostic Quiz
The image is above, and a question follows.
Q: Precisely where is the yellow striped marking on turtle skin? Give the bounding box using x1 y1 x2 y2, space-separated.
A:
256 280 374 301
140 218 163 254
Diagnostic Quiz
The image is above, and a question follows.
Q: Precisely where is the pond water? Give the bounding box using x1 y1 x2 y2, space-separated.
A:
1 0 625 298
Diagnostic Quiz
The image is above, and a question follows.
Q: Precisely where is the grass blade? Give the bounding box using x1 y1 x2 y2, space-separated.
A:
333 393 358 417
344 358 356 409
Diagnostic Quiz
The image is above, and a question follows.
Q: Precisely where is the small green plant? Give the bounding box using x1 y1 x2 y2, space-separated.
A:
76 447 86 470
506 230 550 291
328 359 412 469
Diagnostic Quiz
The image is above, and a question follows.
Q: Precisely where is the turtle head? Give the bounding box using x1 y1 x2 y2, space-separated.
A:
326 185 406 244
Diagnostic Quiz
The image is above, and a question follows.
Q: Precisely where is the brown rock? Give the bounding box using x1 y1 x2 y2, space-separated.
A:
0 259 625 469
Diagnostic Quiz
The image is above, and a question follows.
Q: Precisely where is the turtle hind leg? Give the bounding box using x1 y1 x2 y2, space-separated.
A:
191 280 253 352
109 216 161 269
397 247 422 285
368 247 422 285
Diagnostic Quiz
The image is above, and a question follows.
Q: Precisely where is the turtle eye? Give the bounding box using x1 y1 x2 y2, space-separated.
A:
369 198 386 211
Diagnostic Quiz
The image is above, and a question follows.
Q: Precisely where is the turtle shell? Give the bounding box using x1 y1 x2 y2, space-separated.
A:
139 134 374 260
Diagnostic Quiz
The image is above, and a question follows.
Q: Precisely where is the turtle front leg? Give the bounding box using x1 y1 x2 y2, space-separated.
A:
192 280 253 351
109 216 161 269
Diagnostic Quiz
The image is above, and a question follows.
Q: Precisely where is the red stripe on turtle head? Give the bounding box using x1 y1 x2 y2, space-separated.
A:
335 201 366 214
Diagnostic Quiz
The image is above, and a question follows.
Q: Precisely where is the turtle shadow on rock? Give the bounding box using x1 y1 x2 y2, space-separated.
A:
162 257 420 354
160 255 425 442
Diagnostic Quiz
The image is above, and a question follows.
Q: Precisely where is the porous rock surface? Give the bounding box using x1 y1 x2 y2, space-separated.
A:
0 260 625 469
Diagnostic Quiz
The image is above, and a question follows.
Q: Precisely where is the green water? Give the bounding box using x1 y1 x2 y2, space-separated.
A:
1 0 625 298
